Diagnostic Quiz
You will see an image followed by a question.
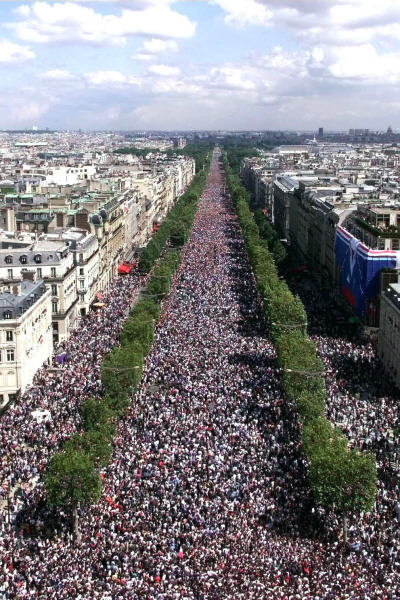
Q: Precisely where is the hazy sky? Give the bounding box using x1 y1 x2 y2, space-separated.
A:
0 0 399 131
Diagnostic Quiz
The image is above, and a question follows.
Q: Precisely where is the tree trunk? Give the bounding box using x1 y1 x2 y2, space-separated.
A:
342 513 348 546
72 501 80 544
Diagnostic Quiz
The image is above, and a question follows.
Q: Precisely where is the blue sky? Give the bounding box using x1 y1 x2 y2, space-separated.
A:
0 0 399 131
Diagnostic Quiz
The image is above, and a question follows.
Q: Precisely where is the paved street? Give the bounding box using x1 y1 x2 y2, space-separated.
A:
0 152 399 598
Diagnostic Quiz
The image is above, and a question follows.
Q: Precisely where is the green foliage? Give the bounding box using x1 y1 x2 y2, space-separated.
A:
169 221 187 247
131 298 160 320
138 162 209 273
64 431 112 468
309 444 377 517
254 210 288 269
275 331 325 400
113 146 161 156
303 417 342 459
46 151 205 534
266 284 307 342
162 249 181 271
146 273 171 300
45 448 102 507
103 393 130 414
296 389 325 423
82 397 116 436
171 144 213 173
225 146 258 175
121 314 155 354
222 152 378 528
101 341 144 398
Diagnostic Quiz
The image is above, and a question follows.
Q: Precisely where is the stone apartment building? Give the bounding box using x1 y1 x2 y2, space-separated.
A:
0 277 52 406
379 283 400 390
0 150 196 401
0 237 77 343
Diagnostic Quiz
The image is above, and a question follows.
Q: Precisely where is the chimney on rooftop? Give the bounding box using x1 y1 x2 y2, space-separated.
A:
12 282 21 296
21 269 36 283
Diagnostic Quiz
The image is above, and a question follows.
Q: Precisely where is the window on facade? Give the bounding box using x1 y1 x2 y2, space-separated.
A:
34 254 42 264
6 349 14 361
0 351 2 363
7 269 12 279
3 311 12 320
51 284 57 296
392 239 400 250
6 331 13 342
20 255 27 264
79 268 84 275
5 256 12 264
37 268 42 278
52 301 58 313
80 280 85 289
51 267 56 278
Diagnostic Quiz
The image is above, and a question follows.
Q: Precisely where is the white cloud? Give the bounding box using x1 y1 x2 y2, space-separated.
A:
134 53 154 62
207 66 256 91
143 38 178 54
84 70 141 86
9 1 196 46
0 86 53 127
148 64 181 77
133 37 178 61
215 0 400 46
0 39 34 63
39 69 75 80
214 0 273 27
310 44 400 82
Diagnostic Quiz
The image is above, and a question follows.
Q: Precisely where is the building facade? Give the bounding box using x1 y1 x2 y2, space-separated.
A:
378 283 400 389
0 278 52 406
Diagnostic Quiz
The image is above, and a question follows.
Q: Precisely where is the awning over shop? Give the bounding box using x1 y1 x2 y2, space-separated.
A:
118 262 133 274
55 352 68 364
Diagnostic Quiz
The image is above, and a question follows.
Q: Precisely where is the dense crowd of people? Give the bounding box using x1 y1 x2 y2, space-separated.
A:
0 150 399 598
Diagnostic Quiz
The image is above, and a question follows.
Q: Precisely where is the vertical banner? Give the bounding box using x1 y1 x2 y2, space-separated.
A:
334 226 400 318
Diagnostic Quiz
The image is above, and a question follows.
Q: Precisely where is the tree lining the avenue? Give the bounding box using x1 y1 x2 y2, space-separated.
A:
222 151 377 544
45 153 212 540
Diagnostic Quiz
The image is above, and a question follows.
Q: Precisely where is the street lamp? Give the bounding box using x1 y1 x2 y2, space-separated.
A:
271 321 307 330
285 368 324 377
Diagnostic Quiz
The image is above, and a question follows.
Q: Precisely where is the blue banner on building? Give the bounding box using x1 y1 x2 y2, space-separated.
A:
334 227 400 318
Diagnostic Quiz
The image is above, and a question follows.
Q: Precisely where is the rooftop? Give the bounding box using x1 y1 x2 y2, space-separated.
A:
0 279 48 319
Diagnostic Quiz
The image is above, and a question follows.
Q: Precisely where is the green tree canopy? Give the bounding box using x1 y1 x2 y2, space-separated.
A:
82 397 116 436
309 442 377 542
64 430 112 468
101 342 144 398
45 447 102 541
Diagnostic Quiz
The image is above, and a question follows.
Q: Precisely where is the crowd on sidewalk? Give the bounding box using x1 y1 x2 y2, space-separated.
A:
0 152 399 598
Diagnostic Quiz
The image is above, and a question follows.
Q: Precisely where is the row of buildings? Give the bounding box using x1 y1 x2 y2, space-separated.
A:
240 141 400 389
0 132 195 405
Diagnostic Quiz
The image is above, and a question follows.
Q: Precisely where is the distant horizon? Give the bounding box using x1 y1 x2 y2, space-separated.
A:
1 128 398 135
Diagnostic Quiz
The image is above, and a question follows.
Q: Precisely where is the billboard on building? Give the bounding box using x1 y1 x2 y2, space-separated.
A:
334 226 400 318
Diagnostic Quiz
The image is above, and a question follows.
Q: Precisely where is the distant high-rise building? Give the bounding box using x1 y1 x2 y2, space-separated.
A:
318 127 324 137
349 128 369 136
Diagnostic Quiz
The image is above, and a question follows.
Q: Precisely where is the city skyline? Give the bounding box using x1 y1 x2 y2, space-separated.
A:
0 0 399 131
